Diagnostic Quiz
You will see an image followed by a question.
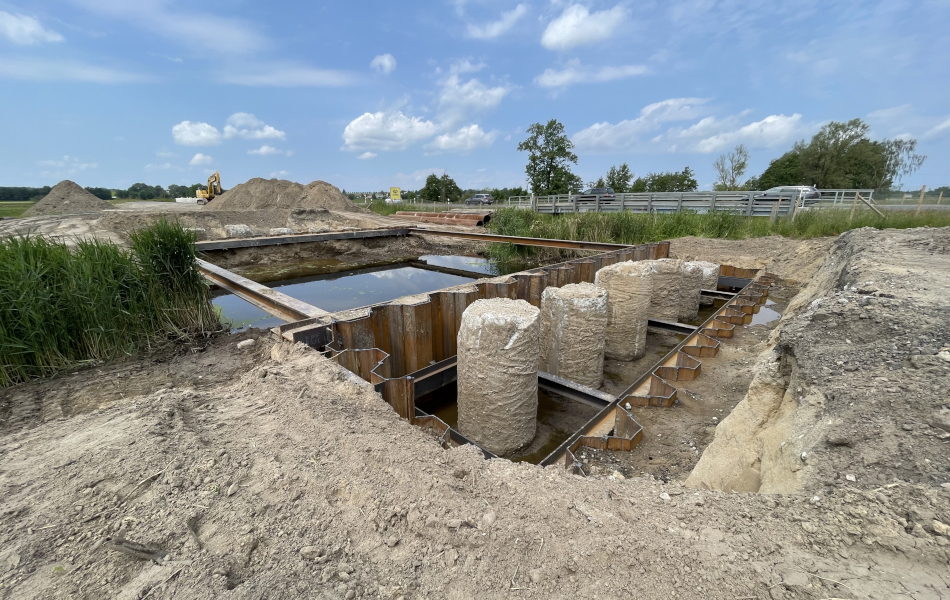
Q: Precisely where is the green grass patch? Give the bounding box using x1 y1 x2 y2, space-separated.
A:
485 207 950 261
367 200 400 216
0 218 222 387
0 202 34 218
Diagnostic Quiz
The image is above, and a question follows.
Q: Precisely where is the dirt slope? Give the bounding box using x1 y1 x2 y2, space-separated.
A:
0 229 948 599
207 179 360 212
24 180 113 216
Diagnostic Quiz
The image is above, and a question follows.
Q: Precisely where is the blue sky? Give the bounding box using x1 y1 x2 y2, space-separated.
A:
1 0 948 193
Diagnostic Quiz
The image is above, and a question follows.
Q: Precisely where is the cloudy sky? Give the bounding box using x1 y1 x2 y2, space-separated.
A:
1 0 948 192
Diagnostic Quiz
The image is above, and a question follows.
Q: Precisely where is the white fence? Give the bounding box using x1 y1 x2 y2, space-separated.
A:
503 189 877 216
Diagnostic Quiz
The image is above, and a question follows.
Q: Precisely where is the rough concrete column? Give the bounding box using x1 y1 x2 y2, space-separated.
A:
539 283 608 388
457 298 540 455
679 261 707 321
692 261 721 306
647 258 684 322
594 261 655 361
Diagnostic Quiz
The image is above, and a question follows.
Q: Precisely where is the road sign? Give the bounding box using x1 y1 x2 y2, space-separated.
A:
390 187 401 200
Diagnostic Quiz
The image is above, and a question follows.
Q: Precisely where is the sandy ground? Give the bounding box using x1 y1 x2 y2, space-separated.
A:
1 229 949 599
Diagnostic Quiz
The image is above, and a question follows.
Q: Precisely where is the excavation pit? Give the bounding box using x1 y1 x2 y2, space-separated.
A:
197 228 781 476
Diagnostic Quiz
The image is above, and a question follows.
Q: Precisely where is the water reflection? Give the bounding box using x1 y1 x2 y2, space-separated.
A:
417 255 522 276
214 265 474 332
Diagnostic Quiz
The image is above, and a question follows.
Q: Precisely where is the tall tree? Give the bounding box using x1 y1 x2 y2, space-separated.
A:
712 144 749 190
753 120 926 191
800 119 870 188
518 119 582 195
606 163 634 192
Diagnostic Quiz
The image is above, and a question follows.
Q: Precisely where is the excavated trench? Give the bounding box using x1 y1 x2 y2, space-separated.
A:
200 233 805 485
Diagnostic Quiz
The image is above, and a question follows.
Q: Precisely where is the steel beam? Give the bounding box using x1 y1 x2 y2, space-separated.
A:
409 228 633 252
195 227 411 252
197 259 328 322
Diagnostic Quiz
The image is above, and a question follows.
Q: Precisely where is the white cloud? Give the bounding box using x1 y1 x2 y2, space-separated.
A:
0 11 63 44
189 153 214 166
248 145 278 155
425 124 499 153
370 53 396 74
342 111 439 151
449 59 487 74
925 117 950 139
0 55 147 83
437 75 509 126
65 0 265 56
172 121 221 146
535 60 649 88
357 152 377 160
219 64 358 86
694 114 803 153
269 170 291 178
248 145 292 156
467 4 528 39
223 113 286 140
541 4 628 51
145 162 179 171
36 155 97 177
573 98 709 152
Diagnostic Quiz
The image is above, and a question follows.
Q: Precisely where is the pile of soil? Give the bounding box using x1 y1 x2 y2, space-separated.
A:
207 178 361 212
24 180 113 216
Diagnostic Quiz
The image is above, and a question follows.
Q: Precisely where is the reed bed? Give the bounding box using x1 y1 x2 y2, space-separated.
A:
0 218 221 387
485 207 950 262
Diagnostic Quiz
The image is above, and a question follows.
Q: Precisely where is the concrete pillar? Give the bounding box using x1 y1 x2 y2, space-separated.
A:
540 282 608 388
594 261 655 361
679 261 706 321
647 258 684 322
692 261 721 306
457 298 540 455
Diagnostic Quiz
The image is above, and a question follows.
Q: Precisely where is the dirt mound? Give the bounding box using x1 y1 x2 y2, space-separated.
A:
207 178 361 212
24 180 113 216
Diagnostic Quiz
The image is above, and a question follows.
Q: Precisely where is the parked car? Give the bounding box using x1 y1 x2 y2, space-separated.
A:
756 186 821 206
572 187 616 202
464 194 494 205
384 197 403 205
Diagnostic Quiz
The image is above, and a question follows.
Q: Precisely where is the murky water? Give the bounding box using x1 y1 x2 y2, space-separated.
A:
750 299 781 325
214 264 475 332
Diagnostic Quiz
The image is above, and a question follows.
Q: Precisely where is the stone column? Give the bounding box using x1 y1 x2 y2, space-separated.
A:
540 283 608 388
457 298 540 455
647 258 684 322
678 261 706 321
594 261 655 360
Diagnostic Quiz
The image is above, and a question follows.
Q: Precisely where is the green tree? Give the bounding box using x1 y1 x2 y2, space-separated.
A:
83 187 113 200
631 167 698 192
605 163 633 193
712 145 749 190
756 146 804 189
753 120 926 192
420 173 461 202
518 119 583 195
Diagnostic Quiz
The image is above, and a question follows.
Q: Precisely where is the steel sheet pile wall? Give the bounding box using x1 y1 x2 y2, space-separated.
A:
540 269 776 474
297 242 671 452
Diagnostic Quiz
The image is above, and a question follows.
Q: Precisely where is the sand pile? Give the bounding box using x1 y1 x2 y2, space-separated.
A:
24 180 113 216
206 178 360 212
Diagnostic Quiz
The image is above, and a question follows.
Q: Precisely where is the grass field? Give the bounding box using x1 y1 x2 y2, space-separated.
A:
0 202 33 218
0 218 221 387
485 207 950 261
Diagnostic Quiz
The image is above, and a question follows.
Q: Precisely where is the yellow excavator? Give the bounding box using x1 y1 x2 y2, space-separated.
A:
196 172 223 205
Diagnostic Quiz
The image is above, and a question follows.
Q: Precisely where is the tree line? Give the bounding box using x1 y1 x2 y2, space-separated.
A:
0 182 218 203
516 117 928 196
